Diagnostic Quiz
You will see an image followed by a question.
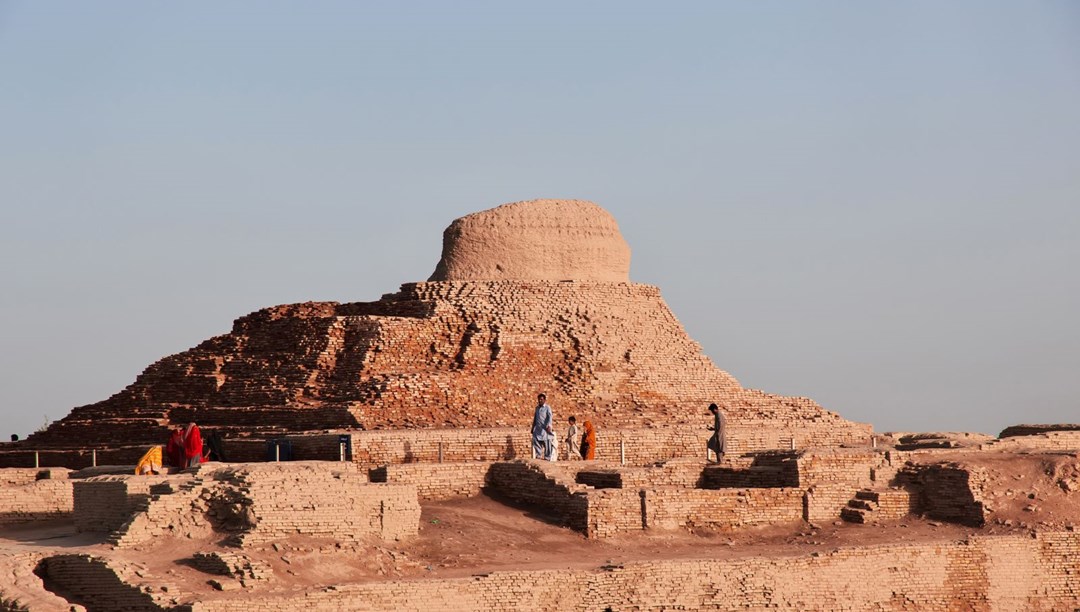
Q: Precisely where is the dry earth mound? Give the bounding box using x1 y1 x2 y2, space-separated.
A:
11 199 869 465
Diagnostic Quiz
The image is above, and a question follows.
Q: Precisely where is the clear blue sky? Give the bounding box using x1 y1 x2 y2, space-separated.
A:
1 2 1078 438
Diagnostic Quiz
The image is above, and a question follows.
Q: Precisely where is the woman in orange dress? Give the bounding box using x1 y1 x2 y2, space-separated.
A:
580 420 597 460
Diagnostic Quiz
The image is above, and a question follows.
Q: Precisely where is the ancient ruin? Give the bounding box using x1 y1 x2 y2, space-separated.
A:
1 199 1079 611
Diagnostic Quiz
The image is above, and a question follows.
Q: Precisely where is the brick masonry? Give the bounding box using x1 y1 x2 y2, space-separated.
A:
70 462 421 548
30 531 1056 611
16 279 872 467
0 468 73 526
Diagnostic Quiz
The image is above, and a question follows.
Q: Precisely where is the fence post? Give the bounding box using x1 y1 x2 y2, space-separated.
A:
275 443 280 462
620 439 626 465
438 441 444 463
92 449 97 467
34 451 40 468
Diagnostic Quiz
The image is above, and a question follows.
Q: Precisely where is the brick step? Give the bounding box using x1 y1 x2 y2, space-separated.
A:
842 487 915 524
840 507 870 524
847 498 876 511
855 489 881 502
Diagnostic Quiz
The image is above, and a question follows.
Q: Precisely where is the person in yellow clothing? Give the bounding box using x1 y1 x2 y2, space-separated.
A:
135 445 163 475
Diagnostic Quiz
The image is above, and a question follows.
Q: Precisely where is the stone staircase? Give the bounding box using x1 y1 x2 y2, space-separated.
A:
841 488 916 524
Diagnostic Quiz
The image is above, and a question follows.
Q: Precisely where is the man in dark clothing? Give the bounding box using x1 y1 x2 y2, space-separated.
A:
707 403 726 463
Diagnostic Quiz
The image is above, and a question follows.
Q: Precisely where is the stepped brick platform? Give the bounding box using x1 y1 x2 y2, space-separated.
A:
8 199 870 468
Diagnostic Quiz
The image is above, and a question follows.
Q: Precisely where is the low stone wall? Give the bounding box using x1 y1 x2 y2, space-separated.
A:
238 426 878 468
906 463 988 527
577 459 708 490
988 430 1080 452
796 449 882 522
702 452 800 489
485 461 589 532
33 553 187 611
74 476 169 533
184 532 1080 611
486 461 810 538
79 462 419 548
0 468 74 525
645 488 805 531
368 462 492 500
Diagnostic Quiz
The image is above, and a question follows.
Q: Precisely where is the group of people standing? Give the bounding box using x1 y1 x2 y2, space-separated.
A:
530 393 727 463
530 393 596 461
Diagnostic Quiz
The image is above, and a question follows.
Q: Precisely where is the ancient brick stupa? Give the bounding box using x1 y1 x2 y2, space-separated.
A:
21 199 870 456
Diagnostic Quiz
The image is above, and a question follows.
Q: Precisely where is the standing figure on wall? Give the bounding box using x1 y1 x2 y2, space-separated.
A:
580 420 597 460
707 403 726 463
565 416 580 460
531 393 554 460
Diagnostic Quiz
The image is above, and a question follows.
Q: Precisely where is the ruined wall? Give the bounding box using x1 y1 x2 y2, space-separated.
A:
85 463 419 548
367 462 492 501
25 278 870 459
183 532 1080 611
73 476 168 533
645 488 805 531
0 468 73 525
485 461 590 532
797 449 882 522
906 463 989 527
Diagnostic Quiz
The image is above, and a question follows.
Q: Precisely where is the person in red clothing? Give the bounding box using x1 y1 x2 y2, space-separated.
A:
182 422 205 468
164 426 185 468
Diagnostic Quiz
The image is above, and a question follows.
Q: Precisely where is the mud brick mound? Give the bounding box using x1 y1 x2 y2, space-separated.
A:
429 199 631 282
19 199 868 456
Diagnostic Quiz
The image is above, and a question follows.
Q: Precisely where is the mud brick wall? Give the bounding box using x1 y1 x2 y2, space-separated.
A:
0 469 73 525
485 461 589 532
797 449 881 522
989 431 1080 452
343 427 874 469
189 532 1080 611
702 452 800 488
644 487 805 531
349 429 525 465
73 476 168 533
28 280 872 456
109 463 419 548
576 460 707 489
218 463 419 545
909 463 989 527
368 462 493 500
584 489 645 538
34 554 185 611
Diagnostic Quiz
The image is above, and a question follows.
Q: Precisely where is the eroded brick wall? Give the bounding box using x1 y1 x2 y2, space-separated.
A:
0 468 73 525
74 476 167 533
26 281 872 458
368 462 492 501
645 488 805 531
185 532 1080 611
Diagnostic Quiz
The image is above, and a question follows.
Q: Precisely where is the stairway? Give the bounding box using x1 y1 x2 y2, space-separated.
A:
841 488 915 524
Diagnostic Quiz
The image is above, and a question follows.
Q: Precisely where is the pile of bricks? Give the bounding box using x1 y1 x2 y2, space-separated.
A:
191 551 272 586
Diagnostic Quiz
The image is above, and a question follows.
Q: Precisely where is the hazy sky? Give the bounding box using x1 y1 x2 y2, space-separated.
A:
1 2 1078 438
